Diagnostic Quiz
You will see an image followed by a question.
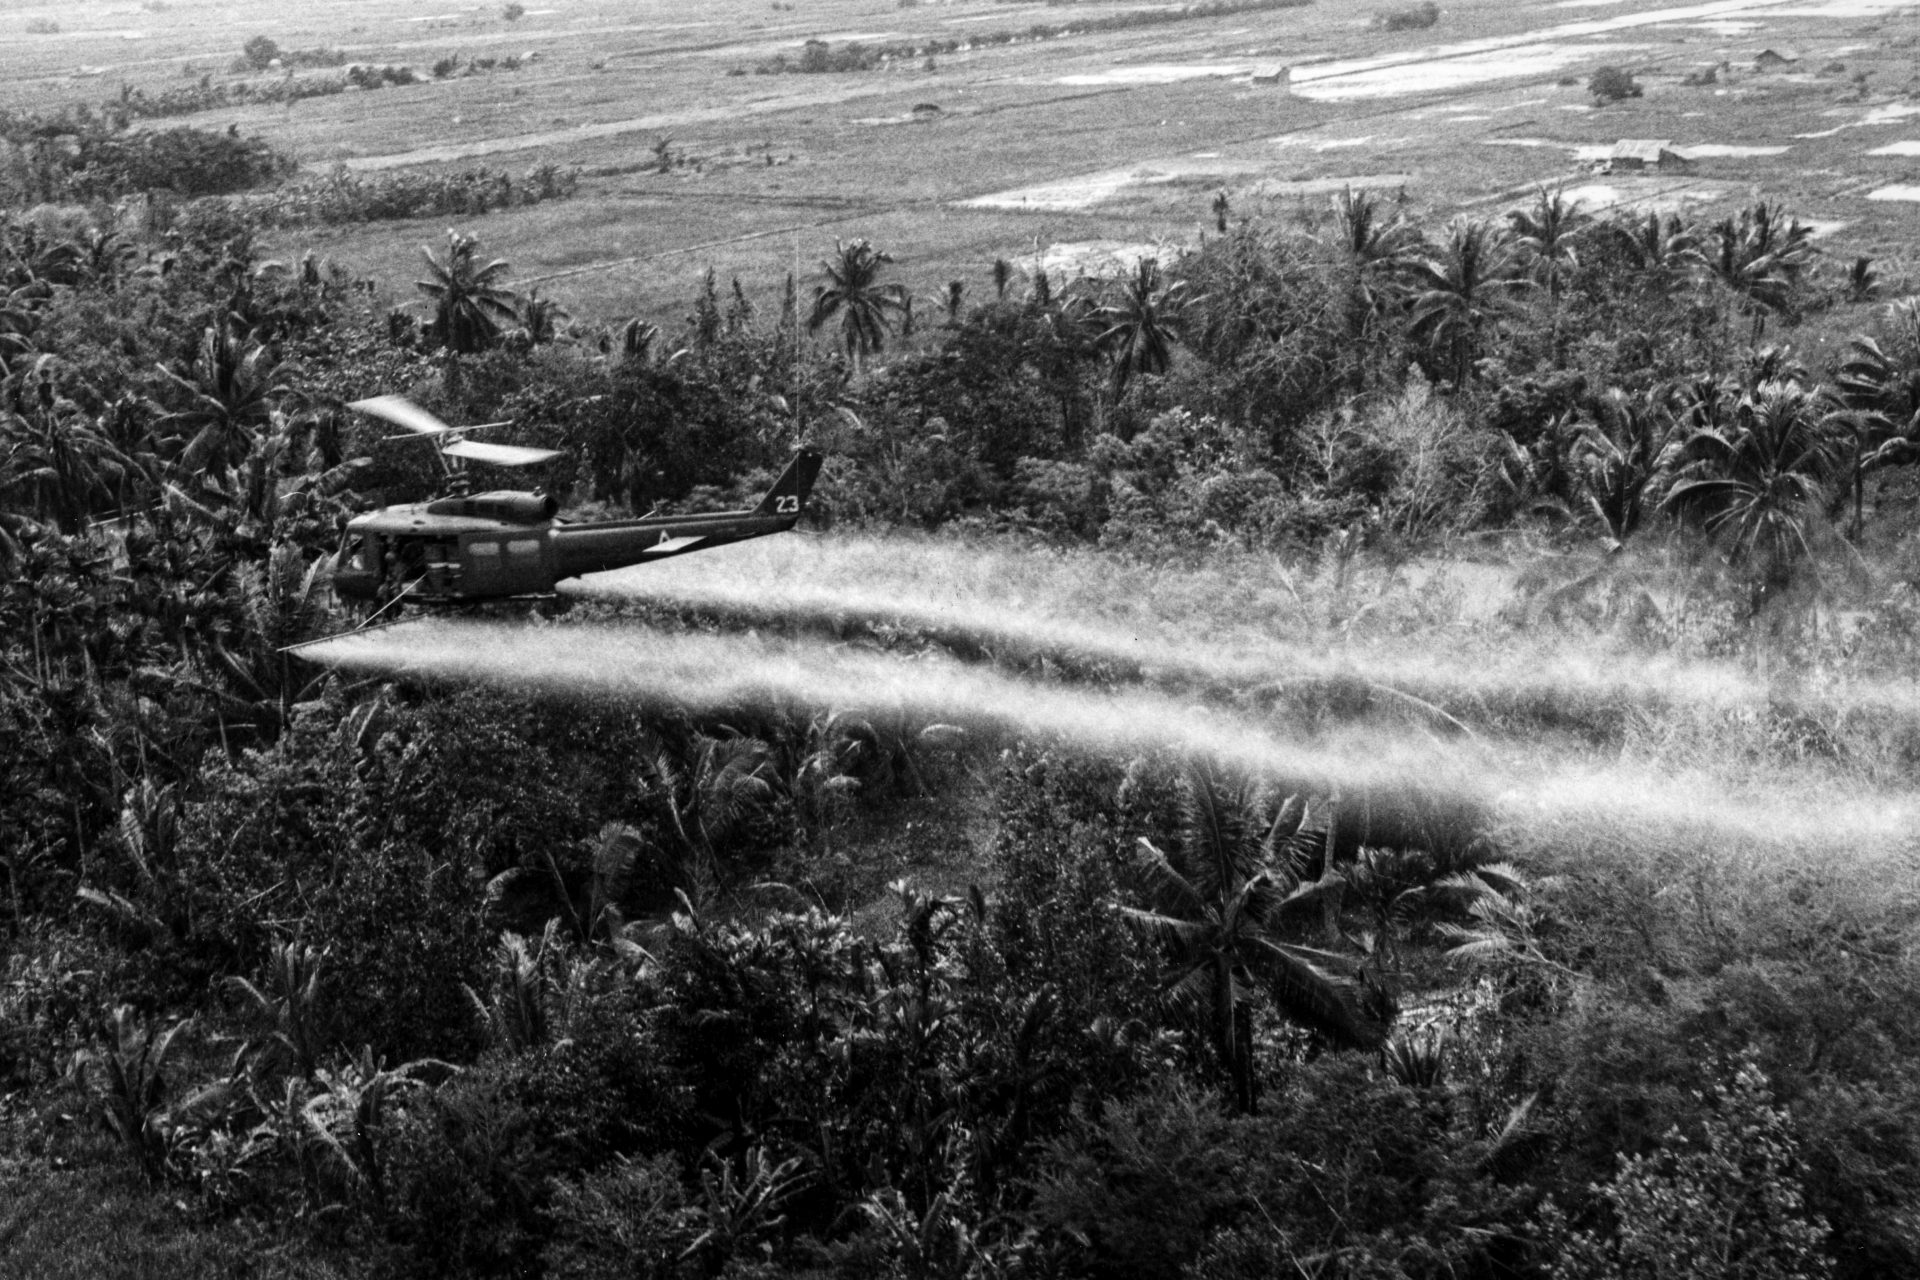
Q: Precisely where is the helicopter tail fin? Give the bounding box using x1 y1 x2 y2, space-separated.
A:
754 449 825 521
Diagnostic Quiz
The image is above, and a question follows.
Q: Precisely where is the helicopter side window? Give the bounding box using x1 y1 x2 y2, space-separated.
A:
505 538 542 563
340 535 368 570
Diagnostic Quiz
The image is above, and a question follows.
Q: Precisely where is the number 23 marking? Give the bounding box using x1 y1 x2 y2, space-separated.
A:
775 495 800 514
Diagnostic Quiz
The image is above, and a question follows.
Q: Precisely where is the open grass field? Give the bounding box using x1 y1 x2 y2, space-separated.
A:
6 0 1920 324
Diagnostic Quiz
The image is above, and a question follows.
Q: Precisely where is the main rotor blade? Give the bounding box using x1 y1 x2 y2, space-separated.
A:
443 439 563 467
349 394 454 436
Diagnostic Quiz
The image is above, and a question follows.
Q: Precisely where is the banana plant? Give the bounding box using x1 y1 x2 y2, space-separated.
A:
227 938 328 1080
680 1145 811 1271
93 1004 191 1181
301 1047 456 1215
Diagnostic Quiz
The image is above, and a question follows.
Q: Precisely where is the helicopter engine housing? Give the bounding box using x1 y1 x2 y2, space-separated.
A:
424 491 559 523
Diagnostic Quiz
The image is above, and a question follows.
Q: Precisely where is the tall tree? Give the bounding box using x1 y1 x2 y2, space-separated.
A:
157 319 291 479
0 364 140 534
1573 385 1683 545
807 239 908 371
1834 299 1920 531
1509 186 1591 365
1093 257 1189 403
1662 378 1844 601
1122 761 1386 1113
1607 209 1705 298
1327 185 1418 349
415 230 519 356
1403 216 1530 388
1704 202 1816 346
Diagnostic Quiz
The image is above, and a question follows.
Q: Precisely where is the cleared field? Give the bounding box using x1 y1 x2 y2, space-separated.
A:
6 0 1919 322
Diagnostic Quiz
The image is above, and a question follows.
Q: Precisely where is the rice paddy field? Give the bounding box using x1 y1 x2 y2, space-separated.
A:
5 0 1920 320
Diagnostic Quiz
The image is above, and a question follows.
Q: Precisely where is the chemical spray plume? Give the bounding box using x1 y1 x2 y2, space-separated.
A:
569 535 1818 723
302 617 1477 793
299 617 1919 853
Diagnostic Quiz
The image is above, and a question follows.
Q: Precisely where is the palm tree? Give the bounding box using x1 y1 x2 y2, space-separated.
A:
77 226 136 292
1836 299 1920 425
515 286 569 346
1508 186 1591 364
1028 279 1101 447
0 285 43 378
1093 257 1189 403
636 732 779 889
157 319 291 480
1704 202 1816 346
1835 300 1920 531
1403 217 1531 388
0 218 83 289
0 360 140 533
1327 185 1418 345
1662 378 1845 601
1607 209 1705 297
807 239 908 370
1122 761 1387 1113
415 230 519 356
1573 385 1684 545
614 316 661 366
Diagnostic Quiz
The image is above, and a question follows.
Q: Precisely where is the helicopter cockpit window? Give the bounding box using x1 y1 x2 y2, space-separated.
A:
341 536 368 570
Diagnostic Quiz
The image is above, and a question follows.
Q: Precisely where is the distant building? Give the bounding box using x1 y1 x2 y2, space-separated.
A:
1251 65 1292 90
1753 48 1800 71
1605 140 1694 173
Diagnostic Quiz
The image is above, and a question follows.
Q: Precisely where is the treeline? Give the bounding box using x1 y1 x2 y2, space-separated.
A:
236 161 580 228
750 0 1313 73
0 112 293 204
107 63 425 122
0 109 581 227
110 53 533 124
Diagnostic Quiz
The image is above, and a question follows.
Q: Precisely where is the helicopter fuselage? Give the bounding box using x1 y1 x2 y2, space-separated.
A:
334 450 822 605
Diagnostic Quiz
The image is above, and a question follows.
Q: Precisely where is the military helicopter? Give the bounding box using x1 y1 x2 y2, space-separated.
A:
332 395 823 611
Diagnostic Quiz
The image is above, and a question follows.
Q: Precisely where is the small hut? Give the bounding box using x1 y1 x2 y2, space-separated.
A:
1605 140 1693 173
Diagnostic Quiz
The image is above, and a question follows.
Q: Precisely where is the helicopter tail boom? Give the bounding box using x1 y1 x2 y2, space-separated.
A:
755 449 825 522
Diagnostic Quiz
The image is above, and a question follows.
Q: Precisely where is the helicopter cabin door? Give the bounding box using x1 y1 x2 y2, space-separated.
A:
462 535 508 597
419 539 461 598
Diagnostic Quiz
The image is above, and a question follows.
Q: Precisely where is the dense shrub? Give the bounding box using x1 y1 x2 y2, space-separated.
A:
387 1022 696 1276
1540 1058 1833 1280
1375 1 1440 31
1029 1066 1529 1279
1589 66 1644 104
0 116 292 204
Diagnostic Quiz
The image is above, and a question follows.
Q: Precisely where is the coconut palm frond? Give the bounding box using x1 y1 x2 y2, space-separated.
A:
1243 935 1385 1050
